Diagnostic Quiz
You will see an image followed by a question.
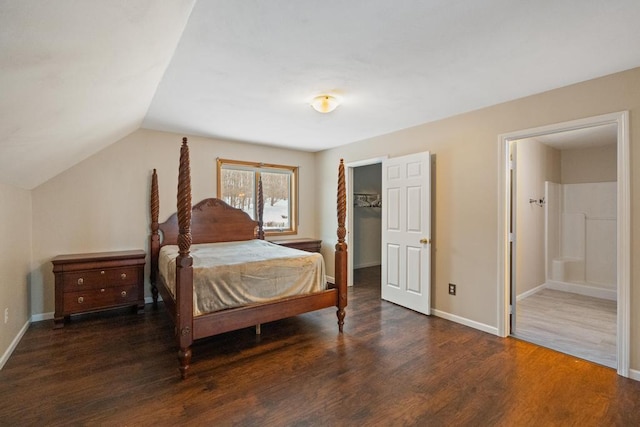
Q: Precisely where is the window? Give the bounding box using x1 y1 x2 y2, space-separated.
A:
216 158 298 235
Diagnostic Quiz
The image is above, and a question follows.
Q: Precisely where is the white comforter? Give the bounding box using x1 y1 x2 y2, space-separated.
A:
159 240 326 316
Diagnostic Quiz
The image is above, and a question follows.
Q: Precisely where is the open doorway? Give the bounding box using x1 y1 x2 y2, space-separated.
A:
346 157 385 289
353 163 382 273
510 125 617 368
498 111 630 378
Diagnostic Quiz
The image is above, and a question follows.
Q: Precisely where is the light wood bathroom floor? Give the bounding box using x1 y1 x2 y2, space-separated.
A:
515 288 617 368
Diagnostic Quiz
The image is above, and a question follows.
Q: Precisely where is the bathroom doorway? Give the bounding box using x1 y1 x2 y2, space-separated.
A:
511 125 617 367
498 111 630 377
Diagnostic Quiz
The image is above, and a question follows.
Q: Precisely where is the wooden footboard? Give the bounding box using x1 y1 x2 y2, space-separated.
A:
150 137 347 379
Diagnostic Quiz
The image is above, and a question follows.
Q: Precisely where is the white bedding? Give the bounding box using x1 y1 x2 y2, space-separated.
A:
159 240 326 316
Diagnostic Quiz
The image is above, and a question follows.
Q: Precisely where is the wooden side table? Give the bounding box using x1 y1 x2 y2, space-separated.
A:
269 238 322 253
52 250 146 328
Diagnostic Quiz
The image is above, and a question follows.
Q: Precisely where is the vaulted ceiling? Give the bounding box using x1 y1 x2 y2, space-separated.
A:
2 1 640 189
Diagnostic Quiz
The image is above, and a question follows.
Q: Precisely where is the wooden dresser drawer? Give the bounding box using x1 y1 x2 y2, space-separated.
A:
62 266 140 291
52 250 146 328
63 284 140 314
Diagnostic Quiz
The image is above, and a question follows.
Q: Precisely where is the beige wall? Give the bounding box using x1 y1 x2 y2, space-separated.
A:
561 144 617 184
0 182 32 364
515 139 560 296
30 129 317 315
316 67 640 371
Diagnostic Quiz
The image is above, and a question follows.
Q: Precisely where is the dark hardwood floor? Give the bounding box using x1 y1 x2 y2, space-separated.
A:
2 266 639 426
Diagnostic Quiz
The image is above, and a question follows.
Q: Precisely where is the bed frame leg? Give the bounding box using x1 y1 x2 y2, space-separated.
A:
178 347 192 380
151 286 158 308
337 309 345 333
255 324 261 335
334 244 347 332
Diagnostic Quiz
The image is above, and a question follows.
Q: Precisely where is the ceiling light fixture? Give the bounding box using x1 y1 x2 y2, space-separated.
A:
311 95 339 113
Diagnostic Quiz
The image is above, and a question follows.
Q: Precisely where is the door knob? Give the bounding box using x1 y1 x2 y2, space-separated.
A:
420 238 430 244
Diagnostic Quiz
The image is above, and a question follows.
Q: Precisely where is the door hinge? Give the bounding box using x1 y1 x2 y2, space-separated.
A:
509 305 513 315
509 233 514 242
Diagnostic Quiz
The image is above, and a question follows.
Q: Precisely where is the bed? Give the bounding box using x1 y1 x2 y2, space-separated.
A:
149 137 347 379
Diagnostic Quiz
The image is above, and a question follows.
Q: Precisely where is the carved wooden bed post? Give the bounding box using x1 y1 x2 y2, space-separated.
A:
257 175 265 240
335 159 348 331
176 137 194 379
150 169 160 307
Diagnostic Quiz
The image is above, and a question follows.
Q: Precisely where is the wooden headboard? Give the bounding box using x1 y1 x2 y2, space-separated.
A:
158 198 259 245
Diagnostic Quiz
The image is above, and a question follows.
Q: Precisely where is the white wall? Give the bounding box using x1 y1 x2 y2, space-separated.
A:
30 129 317 316
316 67 640 372
546 144 618 294
563 182 617 288
0 182 32 366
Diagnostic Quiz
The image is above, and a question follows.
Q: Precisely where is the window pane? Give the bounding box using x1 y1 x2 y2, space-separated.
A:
261 171 290 230
220 169 255 218
217 158 297 235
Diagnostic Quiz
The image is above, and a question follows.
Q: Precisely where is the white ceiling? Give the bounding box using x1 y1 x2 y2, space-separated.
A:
0 1 196 189
2 1 640 189
534 123 618 150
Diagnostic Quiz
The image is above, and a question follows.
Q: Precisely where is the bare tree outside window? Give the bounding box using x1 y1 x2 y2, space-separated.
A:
216 159 298 235
261 171 291 230
220 169 255 215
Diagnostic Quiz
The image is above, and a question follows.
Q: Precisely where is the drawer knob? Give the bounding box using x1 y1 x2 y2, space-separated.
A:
100 288 105 293
121 290 127 297
120 273 127 280
77 278 84 285
77 296 84 303
100 270 105 275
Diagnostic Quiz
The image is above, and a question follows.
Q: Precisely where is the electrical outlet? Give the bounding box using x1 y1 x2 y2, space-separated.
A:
448 283 456 296
4 308 8 324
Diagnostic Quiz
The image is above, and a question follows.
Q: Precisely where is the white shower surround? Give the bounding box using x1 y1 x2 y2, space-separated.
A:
545 181 617 300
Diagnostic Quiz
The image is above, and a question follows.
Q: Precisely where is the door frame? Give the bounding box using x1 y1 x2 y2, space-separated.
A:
346 156 387 286
497 111 630 378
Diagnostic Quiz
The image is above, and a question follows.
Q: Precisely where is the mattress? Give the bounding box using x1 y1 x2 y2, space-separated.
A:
159 239 326 316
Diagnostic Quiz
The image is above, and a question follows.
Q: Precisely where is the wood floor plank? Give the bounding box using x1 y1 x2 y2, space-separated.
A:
1 267 639 425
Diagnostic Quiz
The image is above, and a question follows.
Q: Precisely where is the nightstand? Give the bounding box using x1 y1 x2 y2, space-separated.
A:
52 250 146 329
269 238 322 253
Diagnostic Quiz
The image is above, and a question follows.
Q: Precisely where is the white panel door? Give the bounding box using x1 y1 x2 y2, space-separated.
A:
381 151 431 314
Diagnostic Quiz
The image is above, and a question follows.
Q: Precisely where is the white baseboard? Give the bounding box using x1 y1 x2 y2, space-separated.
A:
516 283 546 301
431 309 499 336
31 311 53 322
546 280 617 301
629 368 640 382
0 319 30 370
353 261 381 269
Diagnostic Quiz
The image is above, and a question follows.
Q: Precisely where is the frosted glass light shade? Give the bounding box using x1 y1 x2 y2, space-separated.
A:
311 95 339 113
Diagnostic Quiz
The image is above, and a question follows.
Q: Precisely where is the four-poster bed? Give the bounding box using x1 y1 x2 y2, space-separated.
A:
150 137 348 379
